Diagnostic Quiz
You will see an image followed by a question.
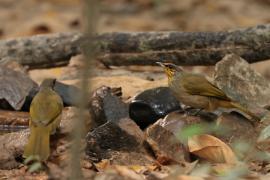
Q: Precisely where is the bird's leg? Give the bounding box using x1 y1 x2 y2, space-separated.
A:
180 103 188 110
181 104 203 116
193 108 203 116
187 108 203 116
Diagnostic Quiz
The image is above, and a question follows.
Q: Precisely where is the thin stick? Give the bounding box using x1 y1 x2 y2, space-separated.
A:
69 0 98 179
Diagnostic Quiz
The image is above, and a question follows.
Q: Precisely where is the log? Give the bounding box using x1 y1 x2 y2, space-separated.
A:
0 110 29 133
0 24 269 68
0 32 82 69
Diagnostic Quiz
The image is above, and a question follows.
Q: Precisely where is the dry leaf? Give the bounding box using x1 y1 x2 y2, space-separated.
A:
176 175 205 180
94 159 111 171
114 165 144 180
129 165 158 173
188 134 237 164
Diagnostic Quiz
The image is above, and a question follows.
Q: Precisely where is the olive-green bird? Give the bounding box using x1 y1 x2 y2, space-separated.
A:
23 78 63 161
157 62 259 121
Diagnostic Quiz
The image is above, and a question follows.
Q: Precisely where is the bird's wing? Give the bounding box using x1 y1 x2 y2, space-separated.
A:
181 73 230 101
30 91 63 126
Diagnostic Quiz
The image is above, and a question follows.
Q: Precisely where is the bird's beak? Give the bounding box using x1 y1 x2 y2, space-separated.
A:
156 62 165 68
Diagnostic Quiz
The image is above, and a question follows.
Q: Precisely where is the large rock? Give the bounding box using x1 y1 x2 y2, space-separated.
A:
214 54 270 109
129 87 181 129
0 66 37 110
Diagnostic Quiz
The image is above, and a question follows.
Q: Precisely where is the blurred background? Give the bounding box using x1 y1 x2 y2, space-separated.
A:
1 0 270 37
1 0 270 96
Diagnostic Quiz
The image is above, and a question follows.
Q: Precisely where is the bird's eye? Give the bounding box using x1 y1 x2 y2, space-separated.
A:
167 65 173 70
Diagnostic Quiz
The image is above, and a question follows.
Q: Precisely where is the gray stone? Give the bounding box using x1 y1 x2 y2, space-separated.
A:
89 86 128 129
0 66 37 110
214 54 270 108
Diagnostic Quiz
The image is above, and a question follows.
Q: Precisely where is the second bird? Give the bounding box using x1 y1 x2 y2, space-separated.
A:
157 62 259 121
23 78 63 161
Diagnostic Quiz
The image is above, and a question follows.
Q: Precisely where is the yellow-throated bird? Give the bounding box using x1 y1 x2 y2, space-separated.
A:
157 62 259 121
23 78 63 161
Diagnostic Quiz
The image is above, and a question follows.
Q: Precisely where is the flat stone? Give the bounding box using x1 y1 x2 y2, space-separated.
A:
0 66 37 110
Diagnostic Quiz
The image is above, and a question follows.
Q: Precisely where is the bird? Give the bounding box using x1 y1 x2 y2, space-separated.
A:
23 78 63 162
156 62 259 121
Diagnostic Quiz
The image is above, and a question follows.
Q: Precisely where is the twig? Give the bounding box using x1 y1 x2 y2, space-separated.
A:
69 0 98 179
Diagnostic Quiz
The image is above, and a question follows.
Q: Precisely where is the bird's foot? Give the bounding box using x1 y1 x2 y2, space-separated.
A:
184 107 203 116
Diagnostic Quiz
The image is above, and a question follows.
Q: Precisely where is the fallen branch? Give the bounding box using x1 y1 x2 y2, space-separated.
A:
0 24 270 68
0 110 29 133
0 32 82 69
0 110 29 125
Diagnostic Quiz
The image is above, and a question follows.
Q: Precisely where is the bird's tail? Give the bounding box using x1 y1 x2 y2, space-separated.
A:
230 102 260 121
23 126 50 162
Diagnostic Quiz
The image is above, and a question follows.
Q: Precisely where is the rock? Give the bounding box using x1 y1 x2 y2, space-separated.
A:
89 86 128 129
59 107 91 135
0 66 37 110
146 124 187 165
211 112 257 161
54 80 81 106
256 112 270 152
159 111 205 134
129 87 181 129
1 61 27 74
20 86 39 111
214 54 270 110
214 112 256 145
85 117 154 165
145 111 225 165
146 112 203 165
